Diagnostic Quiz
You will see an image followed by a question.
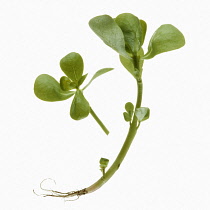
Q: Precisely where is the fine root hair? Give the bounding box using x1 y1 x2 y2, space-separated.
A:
33 178 87 201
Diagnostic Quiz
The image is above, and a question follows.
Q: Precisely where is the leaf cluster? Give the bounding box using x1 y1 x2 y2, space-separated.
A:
34 52 113 121
89 13 185 78
123 102 134 122
34 13 185 132
123 102 150 124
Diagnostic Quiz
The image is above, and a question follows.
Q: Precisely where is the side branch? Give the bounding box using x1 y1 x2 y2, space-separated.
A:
90 107 109 135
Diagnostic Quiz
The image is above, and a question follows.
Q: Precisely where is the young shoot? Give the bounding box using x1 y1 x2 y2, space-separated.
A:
34 13 185 200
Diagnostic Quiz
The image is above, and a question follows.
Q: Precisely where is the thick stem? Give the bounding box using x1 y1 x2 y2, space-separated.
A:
86 80 143 193
90 107 109 135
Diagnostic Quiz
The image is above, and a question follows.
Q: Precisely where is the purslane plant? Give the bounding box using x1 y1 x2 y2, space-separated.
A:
34 13 185 199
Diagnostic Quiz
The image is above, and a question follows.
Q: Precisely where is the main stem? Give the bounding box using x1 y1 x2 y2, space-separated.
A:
86 78 143 193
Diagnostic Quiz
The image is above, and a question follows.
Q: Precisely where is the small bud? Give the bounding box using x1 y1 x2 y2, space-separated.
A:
99 158 109 175
100 158 109 169
60 76 71 91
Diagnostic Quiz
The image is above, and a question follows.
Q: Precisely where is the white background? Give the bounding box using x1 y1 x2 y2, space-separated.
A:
1 0 210 209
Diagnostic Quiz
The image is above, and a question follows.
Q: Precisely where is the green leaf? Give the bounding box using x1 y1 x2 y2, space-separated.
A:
139 19 147 46
60 52 84 81
135 107 150 122
83 68 114 90
34 74 75 102
123 112 131 122
70 90 90 120
138 47 144 70
143 24 185 59
78 73 88 86
115 13 142 53
119 48 144 78
89 15 130 59
119 55 135 76
125 102 134 113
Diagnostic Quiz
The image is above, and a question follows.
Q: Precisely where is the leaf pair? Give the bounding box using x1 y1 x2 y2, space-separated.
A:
89 13 185 60
123 102 134 122
89 13 146 58
34 52 114 121
123 102 150 123
115 13 147 54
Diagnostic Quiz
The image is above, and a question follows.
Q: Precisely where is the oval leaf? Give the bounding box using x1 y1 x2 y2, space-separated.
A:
143 24 185 59
83 68 114 90
119 55 135 76
125 102 134 113
34 74 75 102
135 107 150 122
89 15 130 59
70 90 90 120
123 112 131 122
60 52 84 81
115 13 142 53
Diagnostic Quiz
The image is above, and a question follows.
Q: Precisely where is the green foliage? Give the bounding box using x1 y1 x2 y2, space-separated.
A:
60 52 84 82
119 48 144 78
115 13 142 53
89 15 130 59
34 14 185 137
83 68 114 89
34 53 113 133
70 90 90 120
135 107 150 122
34 74 75 102
138 47 144 70
78 73 88 86
143 24 185 59
123 102 134 122
89 13 148 57
123 112 131 122
139 19 147 46
119 55 135 76
125 102 134 113
33 13 186 198
89 13 185 81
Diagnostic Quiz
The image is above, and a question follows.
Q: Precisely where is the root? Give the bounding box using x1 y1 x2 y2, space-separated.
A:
33 178 87 201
